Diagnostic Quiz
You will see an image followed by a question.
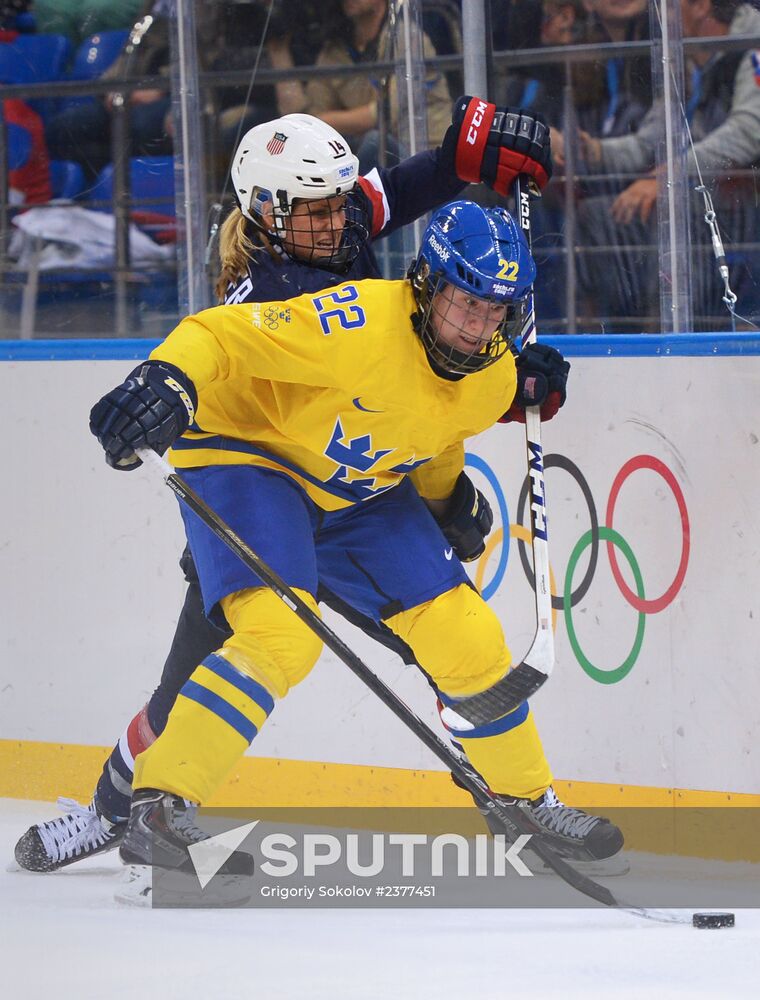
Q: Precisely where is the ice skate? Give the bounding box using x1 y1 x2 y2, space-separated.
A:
14 797 126 873
119 787 254 874
116 788 254 906
483 786 625 871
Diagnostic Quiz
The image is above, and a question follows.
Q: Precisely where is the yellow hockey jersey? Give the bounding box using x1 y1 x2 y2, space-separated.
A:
150 279 517 511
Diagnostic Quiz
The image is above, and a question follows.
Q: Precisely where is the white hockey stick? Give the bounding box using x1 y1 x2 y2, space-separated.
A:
440 176 554 729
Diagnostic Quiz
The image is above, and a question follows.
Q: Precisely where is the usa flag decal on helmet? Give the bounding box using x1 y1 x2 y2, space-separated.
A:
266 132 288 155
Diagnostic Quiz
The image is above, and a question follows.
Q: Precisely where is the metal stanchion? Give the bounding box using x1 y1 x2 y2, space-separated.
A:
110 95 131 338
562 71 577 335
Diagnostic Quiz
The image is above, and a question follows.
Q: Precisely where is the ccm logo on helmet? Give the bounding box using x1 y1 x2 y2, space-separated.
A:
466 100 489 146
429 234 450 261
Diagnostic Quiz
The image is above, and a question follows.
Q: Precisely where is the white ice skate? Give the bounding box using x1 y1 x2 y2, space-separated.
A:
14 798 125 873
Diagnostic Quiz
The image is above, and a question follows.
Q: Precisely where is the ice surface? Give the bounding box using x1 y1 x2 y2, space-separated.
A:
2 799 759 1000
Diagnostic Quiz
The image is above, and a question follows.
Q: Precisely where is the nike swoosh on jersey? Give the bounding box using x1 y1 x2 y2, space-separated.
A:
352 397 384 413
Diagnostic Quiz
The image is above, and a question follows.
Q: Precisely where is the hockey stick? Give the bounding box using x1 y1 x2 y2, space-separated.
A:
134 446 615 908
134 449 700 924
440 176 553 731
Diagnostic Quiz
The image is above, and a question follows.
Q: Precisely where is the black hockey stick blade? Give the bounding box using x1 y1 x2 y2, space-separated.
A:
444 662 549 726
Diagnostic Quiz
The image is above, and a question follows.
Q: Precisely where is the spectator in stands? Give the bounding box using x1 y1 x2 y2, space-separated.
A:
44 1 325 189
203 1 332 167
571 0 760 328
497 0 587 126
575 0 651 139
44 2 171 183
550 0 651 170
492 1 589 323
32 1 143 46
265 0 452 172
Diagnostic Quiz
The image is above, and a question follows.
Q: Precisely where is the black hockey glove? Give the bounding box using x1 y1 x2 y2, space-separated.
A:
89 360 197 470
441 96 552 195
434 472 494 563
500 343 570 424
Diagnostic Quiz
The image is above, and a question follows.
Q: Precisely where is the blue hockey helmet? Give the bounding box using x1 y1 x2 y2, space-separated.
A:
410 200 536 374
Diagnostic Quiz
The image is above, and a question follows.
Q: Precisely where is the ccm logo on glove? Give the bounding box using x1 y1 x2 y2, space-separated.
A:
466 99 490 145
442 95 553 196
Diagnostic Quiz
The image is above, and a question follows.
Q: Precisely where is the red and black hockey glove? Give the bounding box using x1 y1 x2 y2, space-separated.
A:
500 343 569 423
441 96 552 195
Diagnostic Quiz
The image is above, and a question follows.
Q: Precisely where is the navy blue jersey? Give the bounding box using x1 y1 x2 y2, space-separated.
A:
223 148 464 305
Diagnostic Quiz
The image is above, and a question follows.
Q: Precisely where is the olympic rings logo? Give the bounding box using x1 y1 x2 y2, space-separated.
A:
465 453 690 685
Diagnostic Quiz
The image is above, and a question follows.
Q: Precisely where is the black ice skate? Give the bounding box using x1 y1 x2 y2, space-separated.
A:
119 788 254 876
14 797 126 872
117 788 254 907
484 786 624 865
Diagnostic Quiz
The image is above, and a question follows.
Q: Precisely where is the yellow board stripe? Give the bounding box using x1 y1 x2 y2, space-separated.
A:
1 739 758 860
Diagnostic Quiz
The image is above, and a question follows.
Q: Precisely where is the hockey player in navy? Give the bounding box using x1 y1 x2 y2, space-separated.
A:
84 200 622 880
14 103 566 873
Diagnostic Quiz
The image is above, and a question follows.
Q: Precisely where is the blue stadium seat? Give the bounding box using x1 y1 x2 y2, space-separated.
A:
84 155 177 316
0 34 71 85
6 121 32 170
87 155 176 218
0 34 72 122
49 159 86 200
10 155 176 338
60 30 129 113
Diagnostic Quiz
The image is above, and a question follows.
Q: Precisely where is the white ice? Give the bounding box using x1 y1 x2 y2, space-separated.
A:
2 799 759 1000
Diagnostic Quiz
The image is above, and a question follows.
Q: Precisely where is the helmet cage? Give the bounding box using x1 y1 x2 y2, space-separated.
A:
410 200 535 374
413 266 527 374
249 188 369 272
231 114 367 272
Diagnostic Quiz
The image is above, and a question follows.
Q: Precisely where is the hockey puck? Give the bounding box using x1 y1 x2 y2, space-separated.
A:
692 912 735 929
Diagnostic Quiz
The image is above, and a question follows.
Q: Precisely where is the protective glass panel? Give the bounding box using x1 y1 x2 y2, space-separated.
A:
491 0 760 334
677 1 760 333
4 2 756 339
0 7 179 340
0 0 450 340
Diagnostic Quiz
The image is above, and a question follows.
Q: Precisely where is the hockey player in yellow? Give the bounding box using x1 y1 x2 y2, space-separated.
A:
90 200 623 873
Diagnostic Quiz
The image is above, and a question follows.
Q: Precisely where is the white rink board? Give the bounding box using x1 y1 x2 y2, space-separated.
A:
1 356 758 794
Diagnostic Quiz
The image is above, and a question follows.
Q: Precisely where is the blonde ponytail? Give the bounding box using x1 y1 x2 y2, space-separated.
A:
215 207 275 302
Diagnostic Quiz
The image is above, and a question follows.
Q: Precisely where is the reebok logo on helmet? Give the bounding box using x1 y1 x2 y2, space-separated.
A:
429 234 450 261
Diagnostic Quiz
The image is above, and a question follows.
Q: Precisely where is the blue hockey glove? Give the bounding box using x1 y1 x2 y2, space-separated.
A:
89 360 197 470
435 472 493 563
501 343 569 423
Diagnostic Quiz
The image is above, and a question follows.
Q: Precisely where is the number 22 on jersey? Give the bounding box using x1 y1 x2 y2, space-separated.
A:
313 285 366 335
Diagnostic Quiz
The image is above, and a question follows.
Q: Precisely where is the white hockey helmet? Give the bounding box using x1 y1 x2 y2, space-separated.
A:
231 113 360 225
